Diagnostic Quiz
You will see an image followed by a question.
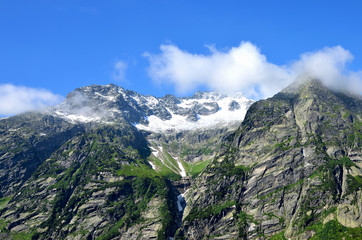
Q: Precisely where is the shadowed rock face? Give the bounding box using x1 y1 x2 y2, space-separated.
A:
176 79 362 239
228 100 240 111
0 122 181 240
0 113 85 197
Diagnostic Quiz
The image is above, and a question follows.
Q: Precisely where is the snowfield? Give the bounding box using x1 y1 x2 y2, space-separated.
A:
135 95 251 132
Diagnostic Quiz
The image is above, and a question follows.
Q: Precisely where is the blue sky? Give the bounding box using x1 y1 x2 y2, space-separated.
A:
1 1 362 115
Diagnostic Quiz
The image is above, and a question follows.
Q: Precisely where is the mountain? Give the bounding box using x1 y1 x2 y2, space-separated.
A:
0 80 361 240
51 84 252 132
0 85 252 239
176 79 362 239
51 84 253 177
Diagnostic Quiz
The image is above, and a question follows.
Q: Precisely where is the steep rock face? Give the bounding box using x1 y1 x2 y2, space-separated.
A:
177 80 362 239
0 123 180 239
0 113 84 198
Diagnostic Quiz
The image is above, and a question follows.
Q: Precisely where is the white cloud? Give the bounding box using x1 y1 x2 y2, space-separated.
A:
113 61 128 82
145 42 362 99
291 46 362 93
0 84 63 116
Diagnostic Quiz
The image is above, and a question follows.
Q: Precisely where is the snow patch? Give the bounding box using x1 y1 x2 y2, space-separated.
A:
176 158 186 177
149 161 156 170
54 111 102 123
136 96 252 132
145 96 159 108
65 114 101 123
150 146 159 157
110 109 121 113
131 94 142 105
95 92 116 101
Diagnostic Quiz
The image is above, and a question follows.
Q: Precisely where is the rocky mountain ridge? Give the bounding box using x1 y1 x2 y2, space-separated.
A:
0 79 361 240
50 84 254 178
176 79 362 239
51 84 253 132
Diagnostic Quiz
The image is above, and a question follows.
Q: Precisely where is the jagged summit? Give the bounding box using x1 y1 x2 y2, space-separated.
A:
51 84 254 132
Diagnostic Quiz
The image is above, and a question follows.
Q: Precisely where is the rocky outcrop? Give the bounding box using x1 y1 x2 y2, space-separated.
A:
0 113 84 197
177 79 362 239
0 123 179 239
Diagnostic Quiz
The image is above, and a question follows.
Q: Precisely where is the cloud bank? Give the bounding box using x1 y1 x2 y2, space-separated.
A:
0 84 63 116
145 42 362 99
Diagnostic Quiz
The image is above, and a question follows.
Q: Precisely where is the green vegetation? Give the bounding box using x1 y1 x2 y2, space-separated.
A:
269 231 287 240
272 136 295 151
182 159 212 178
0 196 11 210
163 153 179 172
96 219 125 240
0 220 35 240
11 232 35 240
117 163 158 178
307 156 360 199
157 180 176 240
207 160 250 180
24 126 177 239
350 120 362 147
148 144 212 178
185 201 236 222
149 145 181 174
236 211 254 239
308 219 362 240
297 195 338 230
338 156 358 170
179 140 218 159
346 175 362 195
0 219 8 233
342 111 351 119
264 212 285 225
148 156 181 180
95 176 174 240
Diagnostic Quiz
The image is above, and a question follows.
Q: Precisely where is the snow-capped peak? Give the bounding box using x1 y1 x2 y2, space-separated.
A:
50 84 254 131
135 93 253 132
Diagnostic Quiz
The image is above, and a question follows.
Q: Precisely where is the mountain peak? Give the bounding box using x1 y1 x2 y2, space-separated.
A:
50 84 254 131
281 78 325 94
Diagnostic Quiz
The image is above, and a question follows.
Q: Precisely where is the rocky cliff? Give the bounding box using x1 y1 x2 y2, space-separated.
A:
176 79 362 239
0 121 183 239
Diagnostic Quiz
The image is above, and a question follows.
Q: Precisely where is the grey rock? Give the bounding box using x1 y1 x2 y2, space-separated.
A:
228 100 240 111
177 79 362 239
